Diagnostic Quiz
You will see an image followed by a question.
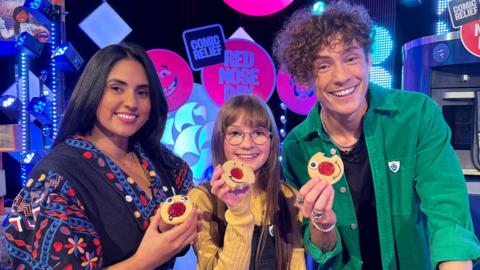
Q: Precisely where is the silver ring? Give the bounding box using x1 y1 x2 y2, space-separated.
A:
311 209 323 220
295 196 305 205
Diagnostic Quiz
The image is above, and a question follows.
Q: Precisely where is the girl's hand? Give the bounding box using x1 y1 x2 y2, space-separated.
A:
210 165 250 208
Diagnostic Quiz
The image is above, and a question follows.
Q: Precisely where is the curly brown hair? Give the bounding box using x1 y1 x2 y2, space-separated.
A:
272 0 373 86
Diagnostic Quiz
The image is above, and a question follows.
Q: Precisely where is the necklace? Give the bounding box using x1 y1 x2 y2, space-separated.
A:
94 143 153 197
320 110 359 150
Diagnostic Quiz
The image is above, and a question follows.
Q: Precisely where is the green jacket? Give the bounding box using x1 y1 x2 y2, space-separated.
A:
282 83 480 269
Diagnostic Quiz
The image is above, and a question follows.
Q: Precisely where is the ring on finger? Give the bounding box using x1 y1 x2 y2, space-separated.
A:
295 196 305 205
311 209 323 220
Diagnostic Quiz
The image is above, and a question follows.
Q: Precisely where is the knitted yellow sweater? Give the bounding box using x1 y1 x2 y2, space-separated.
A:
188 183 306 270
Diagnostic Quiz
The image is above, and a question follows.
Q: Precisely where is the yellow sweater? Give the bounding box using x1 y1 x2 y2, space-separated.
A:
188 183 306 270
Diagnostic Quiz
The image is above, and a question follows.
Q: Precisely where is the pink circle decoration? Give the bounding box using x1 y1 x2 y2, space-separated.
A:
276 68 317 115
202 39 276 106
223 0 293 16
147 49 194 112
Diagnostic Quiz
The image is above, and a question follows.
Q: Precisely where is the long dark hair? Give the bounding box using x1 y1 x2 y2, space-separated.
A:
54 43 171 164
13 6 28 35
210 94 301 269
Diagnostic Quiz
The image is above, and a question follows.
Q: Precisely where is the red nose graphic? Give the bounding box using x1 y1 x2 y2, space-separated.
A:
318 162 335 176
231 167 244 179
168 202 186 220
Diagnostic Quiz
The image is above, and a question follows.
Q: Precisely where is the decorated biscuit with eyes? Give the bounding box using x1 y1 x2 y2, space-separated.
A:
222 160 255 190
307 152 344 184
160 195 193 225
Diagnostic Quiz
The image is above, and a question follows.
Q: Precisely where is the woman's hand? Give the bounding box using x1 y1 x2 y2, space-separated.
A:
131 206 200 270
210 165 250 208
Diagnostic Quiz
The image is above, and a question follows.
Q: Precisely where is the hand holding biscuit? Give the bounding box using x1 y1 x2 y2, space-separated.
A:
132 201 199 269
210 161 255 208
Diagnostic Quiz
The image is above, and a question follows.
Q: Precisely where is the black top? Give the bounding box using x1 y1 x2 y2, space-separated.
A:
249 225 276 270
340 134 382 270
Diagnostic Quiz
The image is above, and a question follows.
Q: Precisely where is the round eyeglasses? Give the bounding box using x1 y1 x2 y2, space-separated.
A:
225 128 271 146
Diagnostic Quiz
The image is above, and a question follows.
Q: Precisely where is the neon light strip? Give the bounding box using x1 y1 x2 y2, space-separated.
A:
50 22 58 139
19 52 28 186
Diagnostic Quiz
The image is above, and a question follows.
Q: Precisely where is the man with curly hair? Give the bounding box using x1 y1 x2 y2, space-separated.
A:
275 1 480 269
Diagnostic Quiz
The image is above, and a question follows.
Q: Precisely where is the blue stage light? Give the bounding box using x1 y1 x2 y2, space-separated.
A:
27 96 52 127
52 42 84 73
399 0 422 7
312 1 326 15
436 21 450 35
23 0 59 25
1 96 18 108
22 151 42 165
437 0 449 15
370 66 393 89
16 32 44 58
0 95 21 121
372 25 393 65
436 0 451 35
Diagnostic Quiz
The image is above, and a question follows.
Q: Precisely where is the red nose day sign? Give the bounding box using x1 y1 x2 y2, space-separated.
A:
460 19 480 57
201 39 276 106
147 49 194 112
276 69 317 115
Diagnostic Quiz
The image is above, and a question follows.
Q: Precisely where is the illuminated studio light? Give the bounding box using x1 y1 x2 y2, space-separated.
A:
23 0 58 25
372 25 394 65
22 151 42 165
16 32 44 58
370 66 393 89
52 42 84 73
27 96 52 128
437 0 449 16
0 95 19 109
399 0 422 7
0 95 21 121
312 1 326 15
436 21 450 35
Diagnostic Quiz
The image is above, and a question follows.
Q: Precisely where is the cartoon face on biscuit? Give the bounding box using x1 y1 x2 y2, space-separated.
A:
307 152 344 184
160 195 192 225
222 160 255 189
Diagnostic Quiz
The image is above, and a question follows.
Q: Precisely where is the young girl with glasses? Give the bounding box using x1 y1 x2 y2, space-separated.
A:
188 94 306 269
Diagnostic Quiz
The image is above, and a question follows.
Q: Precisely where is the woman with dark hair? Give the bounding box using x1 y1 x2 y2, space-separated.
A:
189 94 305 269
4 43 199 269
0 6 49 42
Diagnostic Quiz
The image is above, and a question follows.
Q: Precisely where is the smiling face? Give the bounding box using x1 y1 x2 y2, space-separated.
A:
91 59 151 144
311 38 371 118
223 117 271 174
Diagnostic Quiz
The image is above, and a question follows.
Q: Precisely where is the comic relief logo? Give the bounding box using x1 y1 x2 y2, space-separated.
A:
147 49 193 112
276 69 317 115
223 0 293 16
202 39 275 106
182 24 225 71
